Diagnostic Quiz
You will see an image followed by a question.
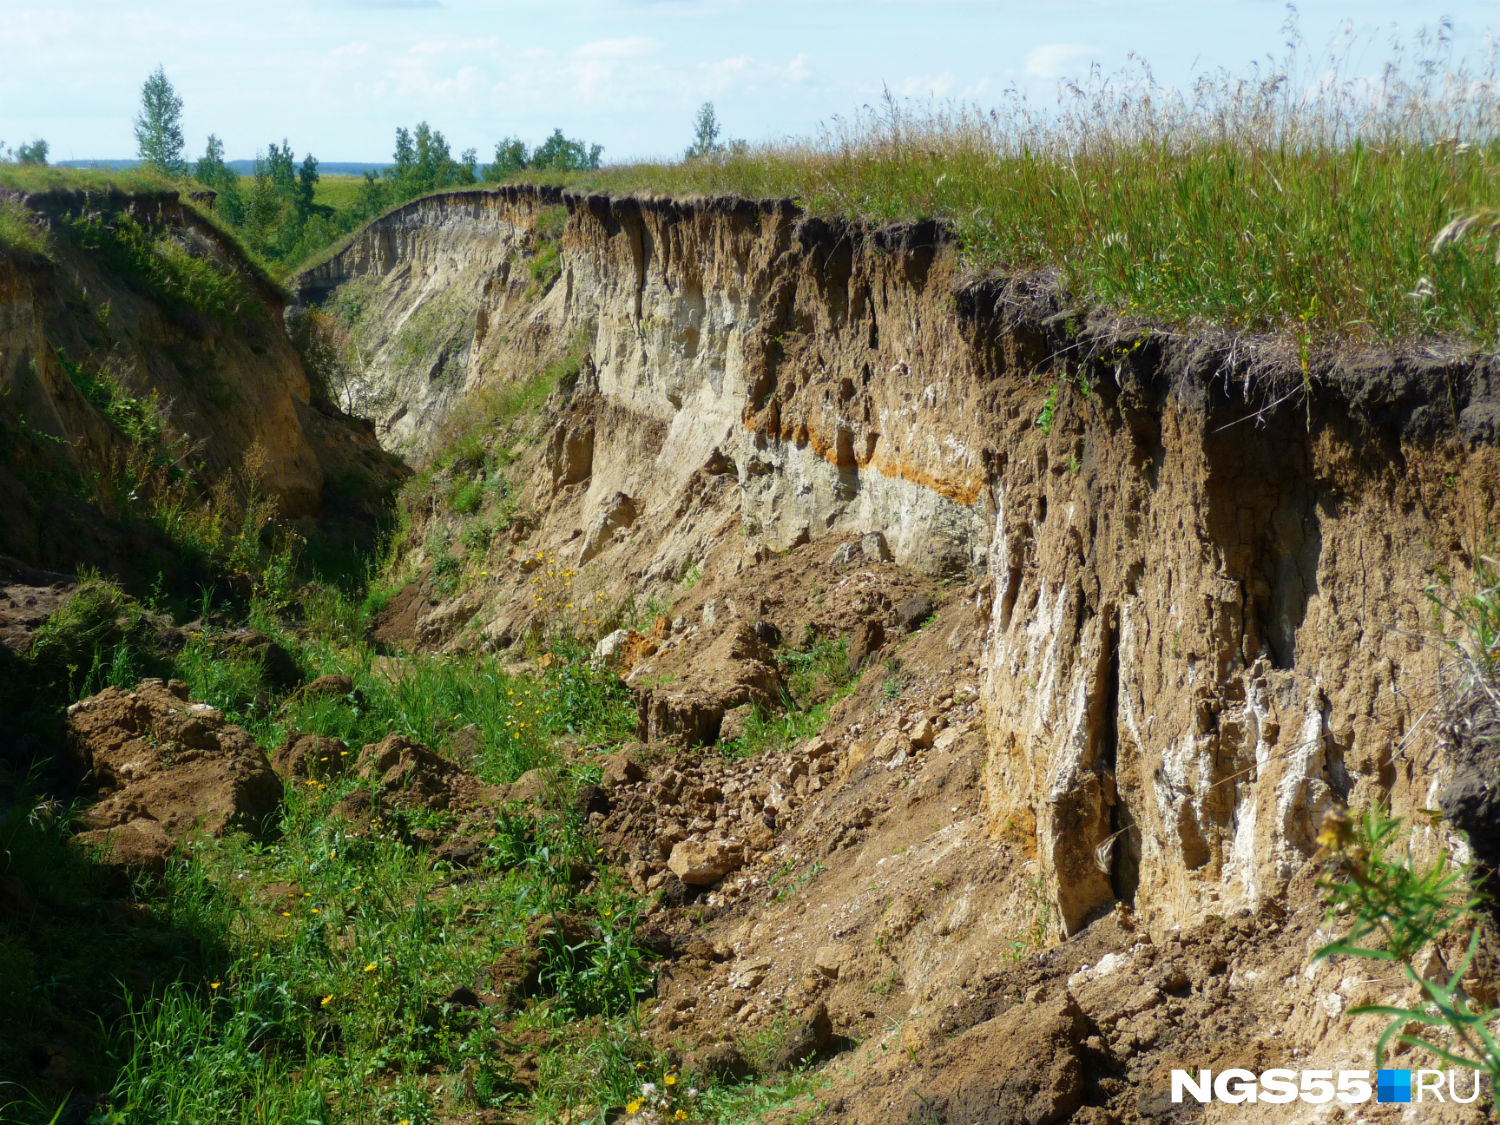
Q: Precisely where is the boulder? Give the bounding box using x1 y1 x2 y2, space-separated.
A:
635 623 782 746
667 838 745 885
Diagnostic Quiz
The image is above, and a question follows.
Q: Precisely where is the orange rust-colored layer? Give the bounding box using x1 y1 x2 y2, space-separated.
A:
751 412 985 506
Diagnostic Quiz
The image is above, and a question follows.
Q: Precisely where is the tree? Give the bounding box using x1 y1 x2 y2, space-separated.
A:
194 134 245 224
16 139 48 166
194 134 230 187
135 66 186 175
530 129 603 172
483 137 529 181
296 154 319 221
684 101 721 161
357 169 386 219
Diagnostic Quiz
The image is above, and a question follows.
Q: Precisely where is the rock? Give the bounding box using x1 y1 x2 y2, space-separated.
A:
601 749 646 789
772 1001 833 1070
593 628 631 667
861 531 893 562
730 959 770 990
932 726 963 753
909 714 937 749
895 593 937 633
65 679 283 873
667 838 744 885
579 492 637 563
814 943 849 978
872 729 907 762
547 420 595 487
271 733 350 780
846 619 885 676
686 1042 752 1083
828 542 861 569
802 736 834 760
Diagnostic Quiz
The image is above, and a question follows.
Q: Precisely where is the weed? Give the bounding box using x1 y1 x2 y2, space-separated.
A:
0 194 49 256
1315 808 1498 1083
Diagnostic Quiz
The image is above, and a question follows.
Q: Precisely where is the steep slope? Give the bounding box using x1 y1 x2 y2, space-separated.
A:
0 186 403 580
293 185 1500 1121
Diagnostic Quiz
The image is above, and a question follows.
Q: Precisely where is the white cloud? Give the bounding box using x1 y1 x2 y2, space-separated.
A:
1023 42 1101 80
697 52 812 94
573 36 658 61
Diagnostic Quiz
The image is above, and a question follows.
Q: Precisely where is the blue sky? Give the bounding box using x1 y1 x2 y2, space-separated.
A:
2 1 1497 164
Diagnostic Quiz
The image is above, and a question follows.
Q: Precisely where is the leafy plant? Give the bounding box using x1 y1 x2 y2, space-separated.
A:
1314 808 1499 1082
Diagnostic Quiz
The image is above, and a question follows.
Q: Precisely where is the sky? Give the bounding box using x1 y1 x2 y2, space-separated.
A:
2 1 1497 165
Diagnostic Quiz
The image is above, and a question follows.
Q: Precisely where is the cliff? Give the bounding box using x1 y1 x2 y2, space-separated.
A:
297 184 1500 937
284 185 1500 1122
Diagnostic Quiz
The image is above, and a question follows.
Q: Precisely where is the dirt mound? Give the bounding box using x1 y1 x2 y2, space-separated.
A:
354 733 471 810
633 622 783 745
64 678 283 873
271 732 351 780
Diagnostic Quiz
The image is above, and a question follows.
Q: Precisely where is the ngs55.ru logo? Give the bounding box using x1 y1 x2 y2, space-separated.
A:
1172 1067 1485 1105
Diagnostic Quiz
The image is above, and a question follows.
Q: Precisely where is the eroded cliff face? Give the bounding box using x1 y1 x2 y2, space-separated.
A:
296 185 1500 943
0 187 400 574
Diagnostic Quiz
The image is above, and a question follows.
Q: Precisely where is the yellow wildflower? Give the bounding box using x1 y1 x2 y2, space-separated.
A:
209 981 221 990
320 994 333 1006
363 962 377 973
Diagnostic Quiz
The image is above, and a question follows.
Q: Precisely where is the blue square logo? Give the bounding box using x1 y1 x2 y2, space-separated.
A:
1377 1069 1411 1103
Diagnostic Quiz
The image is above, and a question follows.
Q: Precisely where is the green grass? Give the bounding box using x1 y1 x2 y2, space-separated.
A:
313 173 367 213
509 34 1500 346
0 165 175 196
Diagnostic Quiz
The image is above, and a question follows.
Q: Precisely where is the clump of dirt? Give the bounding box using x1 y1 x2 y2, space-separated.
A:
63 678 283 873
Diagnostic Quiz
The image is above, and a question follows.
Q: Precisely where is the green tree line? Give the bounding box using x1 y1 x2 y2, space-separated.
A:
131 67 605 273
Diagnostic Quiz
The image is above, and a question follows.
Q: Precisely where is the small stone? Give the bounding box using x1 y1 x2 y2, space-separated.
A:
730 960 770 989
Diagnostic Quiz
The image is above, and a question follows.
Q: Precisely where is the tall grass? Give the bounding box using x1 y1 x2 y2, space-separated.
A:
527 24 1500 344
